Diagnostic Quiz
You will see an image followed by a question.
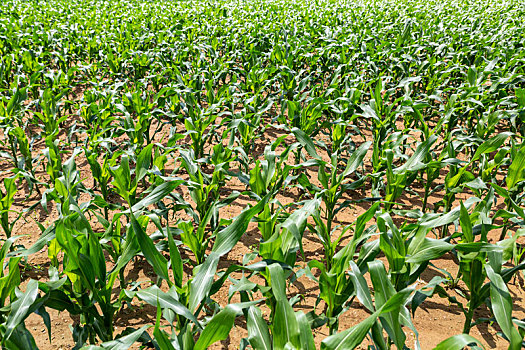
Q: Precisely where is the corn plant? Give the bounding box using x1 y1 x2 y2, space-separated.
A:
246 264 315 350
0 238 53 349
321 260 417 350
308 202 380 334
0 175 20 239
307 140 371 270
49 214 128 345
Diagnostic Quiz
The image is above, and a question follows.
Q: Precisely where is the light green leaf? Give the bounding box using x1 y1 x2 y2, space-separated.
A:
247 306 272 350
486 265 523 349
433 334 484 350
130 213 170 283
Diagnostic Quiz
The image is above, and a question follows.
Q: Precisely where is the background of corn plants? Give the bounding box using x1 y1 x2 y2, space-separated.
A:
1 0 525 348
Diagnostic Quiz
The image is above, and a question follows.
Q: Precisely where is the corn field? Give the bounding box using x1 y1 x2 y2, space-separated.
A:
0 0 525 348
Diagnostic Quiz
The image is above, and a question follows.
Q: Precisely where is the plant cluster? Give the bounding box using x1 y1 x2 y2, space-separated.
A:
0 0 525 348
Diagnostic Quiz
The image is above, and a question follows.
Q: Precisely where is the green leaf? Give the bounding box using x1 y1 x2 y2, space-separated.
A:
368 261 405 349
273 299 301 349
9 226 55 258
152 327 177 350
153 298 177 350
433 334 484 350
406 238 453 264
194 302 257 350
420 197 480 229
4 279 39 342
212 194 270 256
348 261 374 312
506 145 525 190
459 202 473 242
136 143 154 182
130 213 170 283
471 132 512 163
321 310 379 350
280 197 321 258
467 66 477 86
268 263 287 302
189 253 220 312
292 127 321 160
135 286 201 328
130 180 183 213
247 306 272 350
395 135 437 173
296 311 315 350
455 242 502 253
3 323 38 350
268 264 301 349
341 141 372 177
83 326 150 350
486 265 523 349
167 228 183 289
111 156 132 203
110 218 139 275
194 307 237 350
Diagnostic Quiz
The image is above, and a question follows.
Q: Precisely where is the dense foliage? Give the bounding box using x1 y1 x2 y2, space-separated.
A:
0 0 525 348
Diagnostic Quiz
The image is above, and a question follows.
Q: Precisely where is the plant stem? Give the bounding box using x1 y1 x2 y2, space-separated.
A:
462 307 474 334
499 197 512 241
422 171 431 213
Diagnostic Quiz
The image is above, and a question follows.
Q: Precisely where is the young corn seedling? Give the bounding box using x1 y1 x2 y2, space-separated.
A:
283 96 325 137
444 132 512 213
247 139 295 245
0 175 20 240
229 100 271 158
78 90 117 149
110 144 156 208
307 141 371 270
248 138 293 198
245 139 297 248
308 202 380 335
43 136 63 188
321 260 416 350
383 134 438 211
33 88 68 138
179 149 220 224
6 126 39 190
118 89 157 148
246 264 315 350
361 78 404 177
259 197 319 268
46 149 85 217
326 120 354 157
492 143 525 240
180 93 221 159
0 86 27 129
49 211 131 346
368 132 409 197
0 89 40 193
377 212 454 291
444 199 525 344
208 143 235 188
85 148 119 220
